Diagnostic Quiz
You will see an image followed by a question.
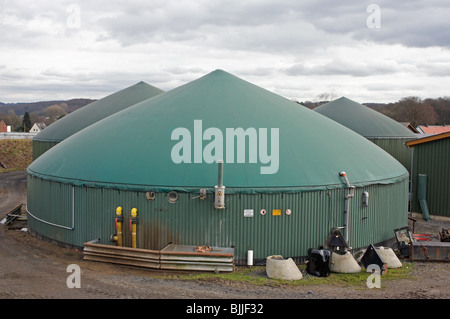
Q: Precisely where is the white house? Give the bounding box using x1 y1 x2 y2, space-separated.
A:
29 123 47 133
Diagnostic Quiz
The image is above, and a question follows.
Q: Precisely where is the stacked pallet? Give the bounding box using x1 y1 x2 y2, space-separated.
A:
83 243 234 272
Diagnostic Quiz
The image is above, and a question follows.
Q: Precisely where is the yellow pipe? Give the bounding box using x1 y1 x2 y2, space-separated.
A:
130 208 138 248
115 206 123 247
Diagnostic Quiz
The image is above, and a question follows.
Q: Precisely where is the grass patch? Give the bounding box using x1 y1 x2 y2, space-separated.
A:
166 263 415 288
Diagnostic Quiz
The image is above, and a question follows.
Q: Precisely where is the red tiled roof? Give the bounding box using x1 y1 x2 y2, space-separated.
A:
417 125 450 134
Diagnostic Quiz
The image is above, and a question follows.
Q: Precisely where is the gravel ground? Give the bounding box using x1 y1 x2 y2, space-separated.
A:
0 170 449 304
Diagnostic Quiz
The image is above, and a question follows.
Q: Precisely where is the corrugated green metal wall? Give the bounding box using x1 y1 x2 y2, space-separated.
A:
369 138 415 174
32 140 59 160
27 175 409 264
410 137 450 218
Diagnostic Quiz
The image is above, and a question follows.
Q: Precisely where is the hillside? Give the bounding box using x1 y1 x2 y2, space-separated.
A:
0 98 96 132
0 98 95 115
0 139 32 172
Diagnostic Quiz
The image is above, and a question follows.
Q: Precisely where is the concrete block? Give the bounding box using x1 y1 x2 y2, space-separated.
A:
376 246 402 268
266 255 302 280
330 251 362 273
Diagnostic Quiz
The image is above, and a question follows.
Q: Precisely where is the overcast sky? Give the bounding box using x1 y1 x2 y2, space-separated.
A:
1 0 449 103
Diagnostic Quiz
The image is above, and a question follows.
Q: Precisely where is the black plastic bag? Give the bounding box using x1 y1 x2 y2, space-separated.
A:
306 246 330 277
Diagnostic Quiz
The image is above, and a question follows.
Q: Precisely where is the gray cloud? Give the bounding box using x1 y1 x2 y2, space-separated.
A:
352 2 450 48
283 58 401 77
1 1 450 103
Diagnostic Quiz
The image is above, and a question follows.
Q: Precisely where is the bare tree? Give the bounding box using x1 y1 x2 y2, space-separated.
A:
397 96 438 127
5 110 21 130
45 104 67 122
315 91 337 103
424 97 450 125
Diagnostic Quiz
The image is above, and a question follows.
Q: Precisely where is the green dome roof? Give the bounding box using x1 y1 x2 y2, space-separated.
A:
33 81 164 143
28 70 408 193
314 97 416 138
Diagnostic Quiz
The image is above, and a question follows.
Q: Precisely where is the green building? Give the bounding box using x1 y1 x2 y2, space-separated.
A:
314 97 417 173
27 70 409 264
406 132 450 219
32 81 164 159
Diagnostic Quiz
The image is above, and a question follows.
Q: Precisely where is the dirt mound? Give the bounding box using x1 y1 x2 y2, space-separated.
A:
0 139 32 172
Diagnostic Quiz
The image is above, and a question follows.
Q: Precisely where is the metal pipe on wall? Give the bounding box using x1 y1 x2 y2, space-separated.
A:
339 171 355 246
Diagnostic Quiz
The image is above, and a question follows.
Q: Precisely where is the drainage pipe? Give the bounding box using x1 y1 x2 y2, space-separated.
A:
417 174 431 221
408 146 414 215
339 171 355 246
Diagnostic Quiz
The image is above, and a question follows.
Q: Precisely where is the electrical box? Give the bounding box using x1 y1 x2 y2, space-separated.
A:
244 209 254 217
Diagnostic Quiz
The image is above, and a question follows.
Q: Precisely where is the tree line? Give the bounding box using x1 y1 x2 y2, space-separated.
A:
0 103 68 132
1 96 449 132
0 99 94 132
375 96 450 128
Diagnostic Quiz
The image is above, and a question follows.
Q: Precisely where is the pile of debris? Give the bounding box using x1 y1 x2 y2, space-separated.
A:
300 224 449 280
394 226 450 261
1 203 27 230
